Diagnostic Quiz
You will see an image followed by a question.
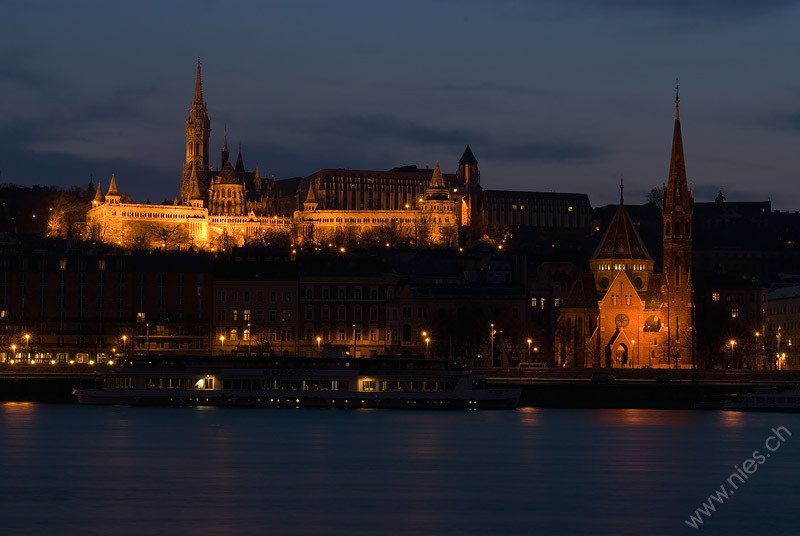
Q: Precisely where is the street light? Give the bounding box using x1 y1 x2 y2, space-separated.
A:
489 323 496 367
527 338 532 362
247 323 251 355
425 337 430 358
10 344 16 363
219 335 225 352
316 336 322 356
24 333 30 359
121 335 128 357
729 339 736 369
353 324 357 358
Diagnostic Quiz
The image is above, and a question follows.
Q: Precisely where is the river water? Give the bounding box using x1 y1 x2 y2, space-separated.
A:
0 404 797 536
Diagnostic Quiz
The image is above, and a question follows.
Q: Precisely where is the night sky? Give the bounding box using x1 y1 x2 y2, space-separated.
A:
2 0 800 208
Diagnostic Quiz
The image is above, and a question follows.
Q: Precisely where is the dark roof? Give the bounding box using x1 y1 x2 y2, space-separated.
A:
459 145 478 165
218 162 240 185
591 203 652 261
305 168 457 183
234 151 245 173
563 273 598 308
485 190 591 202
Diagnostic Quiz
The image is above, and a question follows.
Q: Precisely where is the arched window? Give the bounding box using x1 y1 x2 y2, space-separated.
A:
674 220 681 237
665 221 671 236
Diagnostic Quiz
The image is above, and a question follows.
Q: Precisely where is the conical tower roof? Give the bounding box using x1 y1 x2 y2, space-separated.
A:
234 150 245 173
107 174 119 195
430 161 445 188
92 181 104 203
459 144 478 165
218 161 239 184
591 184 652 261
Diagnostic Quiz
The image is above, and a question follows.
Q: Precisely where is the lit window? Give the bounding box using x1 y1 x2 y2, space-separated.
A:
712 292 720 302
531 298 538 307
731 308 739 318
59 260 67 271
554 298 560 307
97 260 106 271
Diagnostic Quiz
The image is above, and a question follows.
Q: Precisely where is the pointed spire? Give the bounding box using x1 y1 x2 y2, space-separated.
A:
92 181 104 204
188 163 201 200
592 198 652 261
619 175 624 205
430 161 444 188
674 78 680 119
459 144 478 165
234 150 244 173
221 135 230 167
194 58 204 105
665 88 692 213
107 174 118 195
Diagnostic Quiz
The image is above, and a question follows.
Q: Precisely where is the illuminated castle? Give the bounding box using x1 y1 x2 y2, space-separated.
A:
87 61 590 249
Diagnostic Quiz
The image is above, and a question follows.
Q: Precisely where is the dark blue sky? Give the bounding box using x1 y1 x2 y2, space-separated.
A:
2 0 800 208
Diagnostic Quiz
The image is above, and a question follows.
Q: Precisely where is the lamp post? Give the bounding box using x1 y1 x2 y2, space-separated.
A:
146 323 150 356
425 337 430 358
24 333 31 359
247 323 251 355
527 338 532 363
352 324 357 358
316 336 322 356
754 331 761 369
220 335 225 354
729 339 736 369
10 344 16 363
121 335 127 357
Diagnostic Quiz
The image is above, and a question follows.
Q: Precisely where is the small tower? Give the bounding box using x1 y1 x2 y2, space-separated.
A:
181 59 211 203
92 181 104 207
457 145 483 226
221 135 230 168
105 175 121 204
662 84 694 367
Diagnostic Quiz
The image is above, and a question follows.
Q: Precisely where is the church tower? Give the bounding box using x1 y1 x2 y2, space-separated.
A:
662 86 694 367
181 59 211 203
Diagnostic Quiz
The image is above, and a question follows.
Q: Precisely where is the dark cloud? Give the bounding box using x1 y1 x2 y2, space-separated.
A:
758 111 800 132
581 0 799 18
295 115 485 148
490 140 607 164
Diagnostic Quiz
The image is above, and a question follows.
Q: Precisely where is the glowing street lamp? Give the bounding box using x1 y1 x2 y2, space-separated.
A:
10 344 16 362
729 339 736 369
220 335 225 353
425 337 430 358
121 335 128 357
316 336 322 355
527 338 532 362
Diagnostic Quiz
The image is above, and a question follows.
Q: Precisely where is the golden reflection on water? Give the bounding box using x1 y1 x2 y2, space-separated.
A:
594 408 695 427
719 409 744 427
517 407 540 427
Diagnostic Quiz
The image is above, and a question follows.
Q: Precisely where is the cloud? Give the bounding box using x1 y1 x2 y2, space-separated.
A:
581 0 799 19
758 111 800 132
490 140 607 164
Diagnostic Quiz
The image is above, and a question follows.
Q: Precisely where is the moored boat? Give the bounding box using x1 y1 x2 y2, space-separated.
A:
722 387 800 412
72 356 521 409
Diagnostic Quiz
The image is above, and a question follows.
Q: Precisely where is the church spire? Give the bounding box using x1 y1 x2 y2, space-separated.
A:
194 58 204 105
92 181 104 205
664 84 691 213
674 79 680 119
619 176 624 205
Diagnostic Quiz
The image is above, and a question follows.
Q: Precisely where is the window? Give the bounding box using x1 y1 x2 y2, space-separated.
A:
269 310 276 321
338 287 346 299
270 292 276 302
256 310 263 321
231 291 238 302
322 306 330 321
219 291 225 302
354 307 362 321
137 312 146 323
337 306 346 321
217 309 225 321
402 307 412 318
97 260 106 271
257 291 263 302
370 307 378 322
370 288 378 300
244 292 250 302
322 288 330 299
282 291 291 302
305 306 314 321
418 307 427 318
305 288 313 299
338 329 346 341
554 298 560 307
712 292 720 302
230 329 238 341
531 298 538 307
731 308 739 318
353 288 362 300
243 309 250 321
59 260 67 271
232 310 238 321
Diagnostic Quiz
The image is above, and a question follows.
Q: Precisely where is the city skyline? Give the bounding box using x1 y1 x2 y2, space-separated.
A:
3 1 800 208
